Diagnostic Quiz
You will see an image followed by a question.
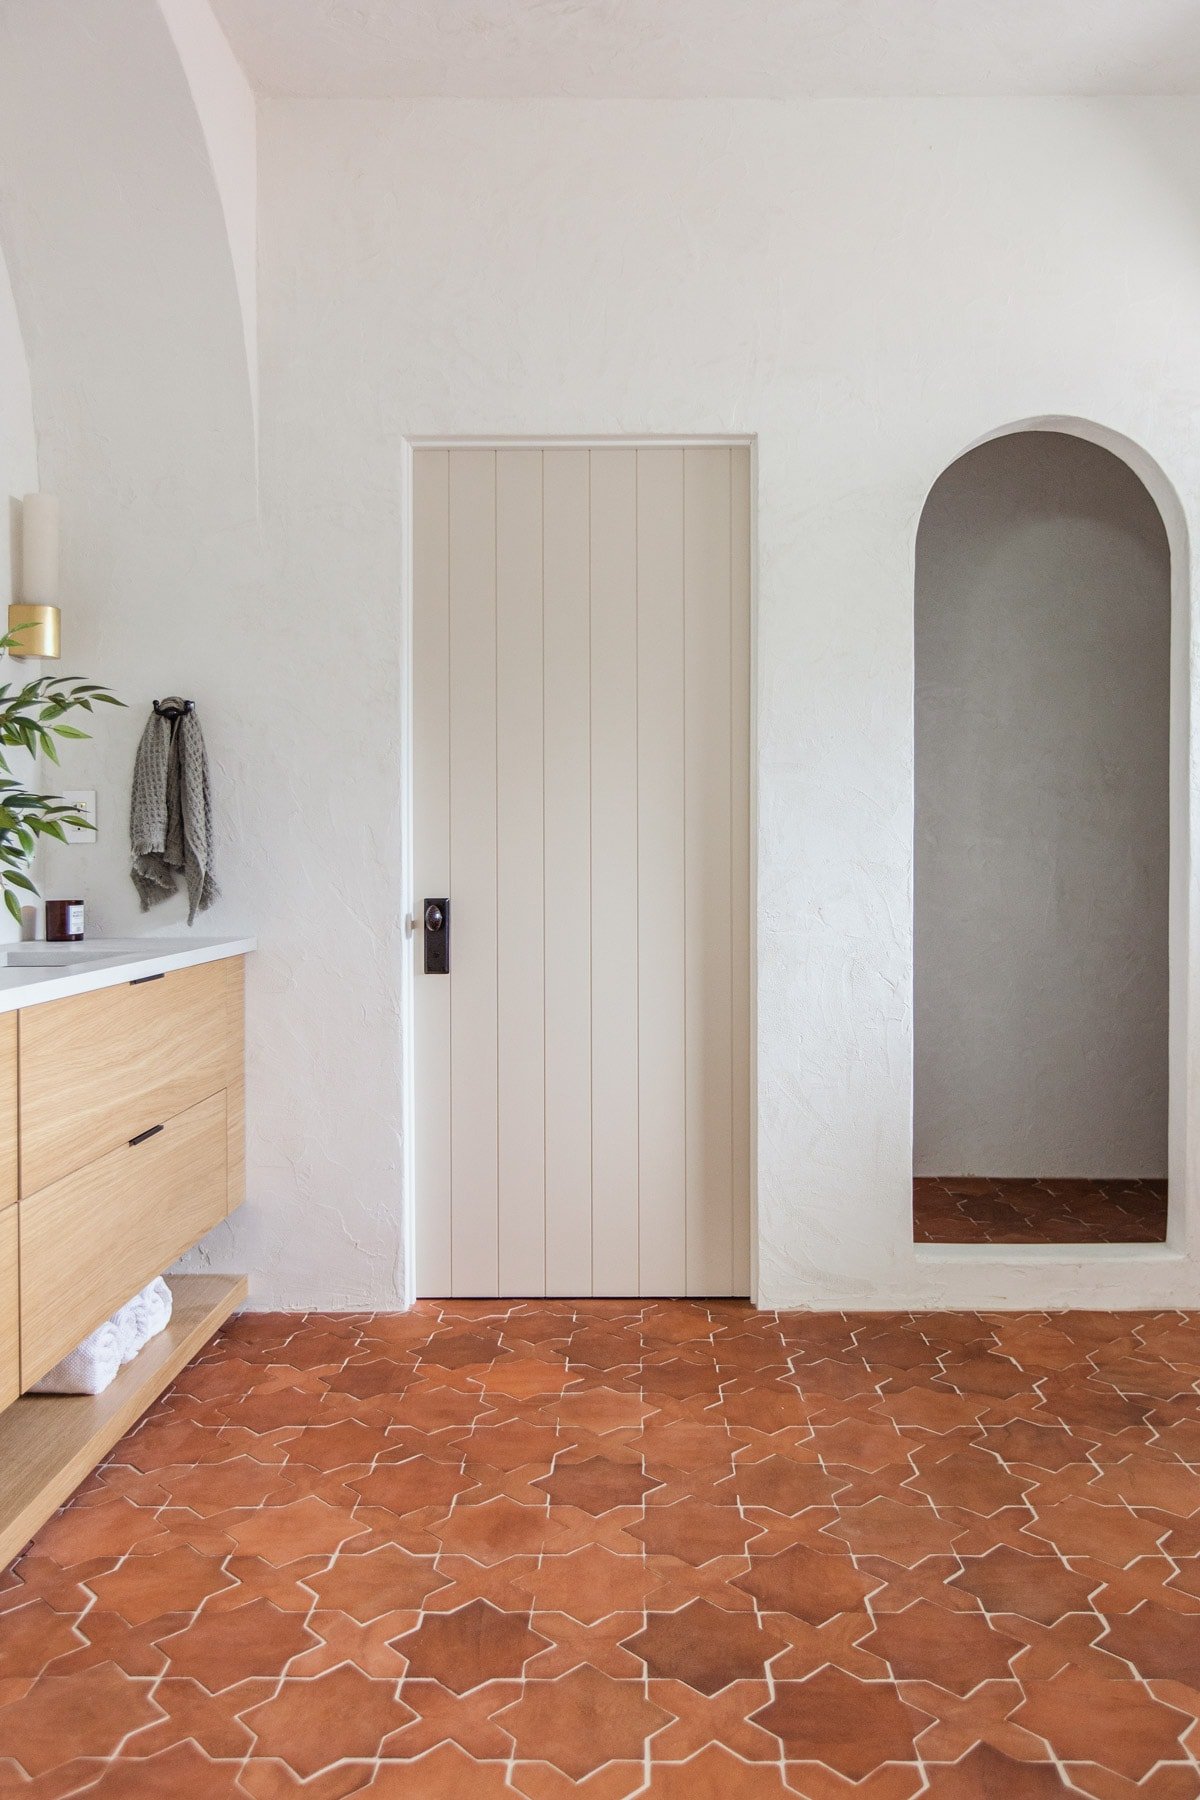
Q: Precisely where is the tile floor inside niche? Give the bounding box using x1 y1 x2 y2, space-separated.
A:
3 1304 1200 1794
913 1175 1168 1245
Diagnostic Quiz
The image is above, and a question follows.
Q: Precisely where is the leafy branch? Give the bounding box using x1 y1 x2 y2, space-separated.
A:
0 626 124 925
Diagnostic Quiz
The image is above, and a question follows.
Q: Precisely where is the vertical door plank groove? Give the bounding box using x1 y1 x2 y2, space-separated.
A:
496 450 546 1294
448 449 500 1295
590 449 641 1295
684 447 735 1295
636 449 687 1295
543 450 594 1295
730 449 754 1296
412 450 452 1295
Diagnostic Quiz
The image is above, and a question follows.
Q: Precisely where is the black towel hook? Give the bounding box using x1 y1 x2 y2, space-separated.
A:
153 696 195 721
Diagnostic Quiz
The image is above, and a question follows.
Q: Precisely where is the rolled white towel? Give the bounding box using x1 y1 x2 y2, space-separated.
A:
113 1292 151 1365
31 1317 124 1396
143 1277 173 1338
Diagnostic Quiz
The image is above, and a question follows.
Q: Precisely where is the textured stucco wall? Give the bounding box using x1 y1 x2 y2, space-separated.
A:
0 238 38 944
6 60 1200 1308
914 432 1170 1179
252 97 1200 1310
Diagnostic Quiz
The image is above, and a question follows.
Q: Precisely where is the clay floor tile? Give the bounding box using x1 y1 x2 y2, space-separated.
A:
634 1422 751 1471
153 1596 319 1690
622 1600 786 1693
902 1674 1037 1764
241 1664 415 1777
466 1358 580 1399
906 1452 1032 1517
872 1387 985 1435
765 1605 883 1682
427 1497 572 1563
285 1608 416 1679
919 1744 1083 1796
30 1499 170 1570
493 1664 673 1778
934 1356 1035 1402
719 1456 847 1514
523 1612 646 1682
533 1457 662 1513
543 1389 653 1436
641 1744 795 1796
1012 1665 1191 1777
386 1677 522 1759
805 1419 920 1471
452 1423 575 1471
636 1361 724 1400
302 1546 449 1620
1099 1604 1200 1683
863 1599 1021 1692
0 1663 163 1776
511 1546 661 1621
353 1744 516 1796
419 1332 513 1369
218 1496 370 1565
391 1600 548 1691
948 1546 1098 1623
629 1501 766 1564
71 1740 249 1796
973 1421 1098 1469
84 1543 235 1627
824 1498 965 1564
732 1543 877 1622
205 1552 328 1615
123 1673 263 1762
751 1668 926 1777
320 1357 415 1399
274 1420 391 1471
1092 1459 1200 1515
1023 1500 1166 1565
134 1456 298 1516
348 1459 477 1515
0 1601 84 1679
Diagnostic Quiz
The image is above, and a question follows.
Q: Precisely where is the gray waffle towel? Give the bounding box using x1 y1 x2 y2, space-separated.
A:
129 705 218 924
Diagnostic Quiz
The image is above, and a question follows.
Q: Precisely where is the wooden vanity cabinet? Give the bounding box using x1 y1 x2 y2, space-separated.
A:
14 956 246 1390
0 1017 16 1409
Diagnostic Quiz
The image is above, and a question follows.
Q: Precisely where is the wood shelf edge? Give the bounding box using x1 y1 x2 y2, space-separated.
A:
0 1272 246 1572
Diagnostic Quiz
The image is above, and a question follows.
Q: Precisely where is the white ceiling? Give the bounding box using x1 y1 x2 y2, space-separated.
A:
211 0 1200 98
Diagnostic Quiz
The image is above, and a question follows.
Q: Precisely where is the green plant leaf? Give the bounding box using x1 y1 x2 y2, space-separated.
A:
4 888 23 925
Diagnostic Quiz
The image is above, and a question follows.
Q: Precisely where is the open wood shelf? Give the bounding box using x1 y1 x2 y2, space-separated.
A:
0 1272 245 1570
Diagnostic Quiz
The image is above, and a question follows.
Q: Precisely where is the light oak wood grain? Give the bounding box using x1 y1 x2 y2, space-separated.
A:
224 957 246 1215
0 1015 14 1211
18 961 230 1197
0 1207 17 1412
0 1273 245 1571
20 1092 229 1387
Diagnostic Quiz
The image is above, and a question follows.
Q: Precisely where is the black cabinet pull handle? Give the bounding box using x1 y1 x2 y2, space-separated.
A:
129 1124 164 1147
130 973 165 986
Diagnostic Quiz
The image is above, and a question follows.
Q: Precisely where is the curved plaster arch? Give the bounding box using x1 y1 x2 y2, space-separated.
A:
915 413 1191 1256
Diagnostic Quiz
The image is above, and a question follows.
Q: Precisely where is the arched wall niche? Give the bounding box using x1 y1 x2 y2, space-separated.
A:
912 413 1189 1253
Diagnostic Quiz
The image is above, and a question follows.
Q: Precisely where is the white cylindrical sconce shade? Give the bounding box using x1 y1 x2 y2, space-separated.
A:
20 493 59 605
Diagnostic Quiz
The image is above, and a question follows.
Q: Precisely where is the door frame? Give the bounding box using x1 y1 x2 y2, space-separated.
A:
398 434 760 1306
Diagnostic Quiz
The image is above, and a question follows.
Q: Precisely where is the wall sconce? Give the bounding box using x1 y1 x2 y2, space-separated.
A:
9 493 61 660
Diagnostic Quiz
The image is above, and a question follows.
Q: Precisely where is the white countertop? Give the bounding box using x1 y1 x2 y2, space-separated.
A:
0 937 255 1013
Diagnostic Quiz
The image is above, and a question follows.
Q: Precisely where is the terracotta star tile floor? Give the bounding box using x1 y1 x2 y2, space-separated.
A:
914 1176 1168 1244
5 1302 1200 1794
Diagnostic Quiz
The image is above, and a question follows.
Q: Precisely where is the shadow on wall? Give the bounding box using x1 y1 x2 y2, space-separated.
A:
913 427 1172 1243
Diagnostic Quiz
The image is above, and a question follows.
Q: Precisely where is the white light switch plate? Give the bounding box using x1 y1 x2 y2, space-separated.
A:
58 790 97 843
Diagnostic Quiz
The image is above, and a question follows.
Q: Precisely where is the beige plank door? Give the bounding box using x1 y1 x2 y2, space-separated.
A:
413 444 751 1297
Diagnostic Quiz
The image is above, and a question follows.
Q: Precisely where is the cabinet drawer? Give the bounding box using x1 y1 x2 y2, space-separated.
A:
20 1091 228 1387
0 1207 16 1411
0 1015 14 1210
19 961 229 1196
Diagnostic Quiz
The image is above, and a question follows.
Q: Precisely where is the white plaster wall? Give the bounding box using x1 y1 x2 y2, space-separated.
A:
0 240 38 944
914 432 1170 1180
254 96 1200 1310
158 0 259 435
